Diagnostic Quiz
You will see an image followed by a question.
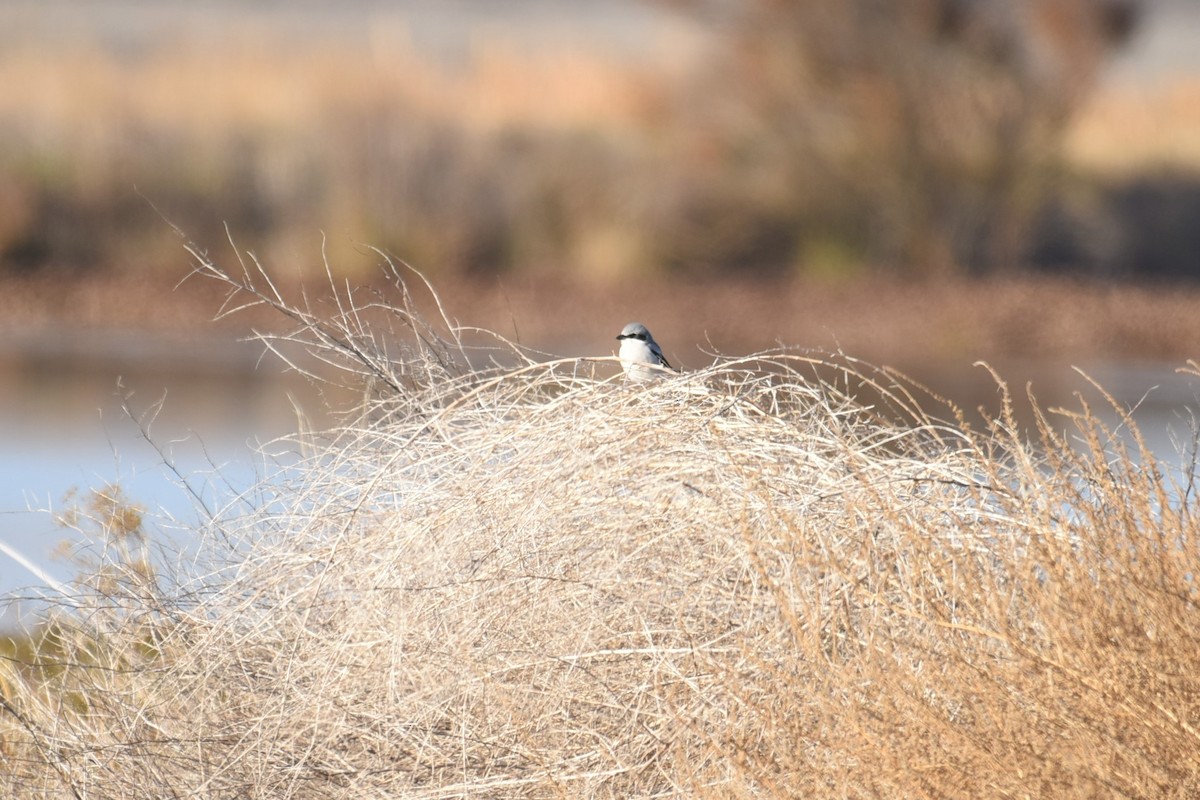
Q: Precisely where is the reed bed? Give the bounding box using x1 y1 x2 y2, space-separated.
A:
1 253 1198 798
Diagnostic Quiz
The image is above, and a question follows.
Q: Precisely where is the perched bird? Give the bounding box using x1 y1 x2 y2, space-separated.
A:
615 322 674 381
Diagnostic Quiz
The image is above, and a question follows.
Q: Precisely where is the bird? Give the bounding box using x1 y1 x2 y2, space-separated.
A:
615 322 674 381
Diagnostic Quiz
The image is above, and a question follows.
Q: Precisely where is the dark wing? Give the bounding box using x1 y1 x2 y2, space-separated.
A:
651 343 672 370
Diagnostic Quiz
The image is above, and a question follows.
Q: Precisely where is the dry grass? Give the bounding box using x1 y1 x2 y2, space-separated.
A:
0 34 686 279
1 252 1199 797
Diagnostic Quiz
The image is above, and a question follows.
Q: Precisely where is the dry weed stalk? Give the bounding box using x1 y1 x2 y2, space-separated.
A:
1 251 1198 798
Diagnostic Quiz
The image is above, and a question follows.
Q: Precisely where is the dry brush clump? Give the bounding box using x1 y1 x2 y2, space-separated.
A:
1 254 1199 797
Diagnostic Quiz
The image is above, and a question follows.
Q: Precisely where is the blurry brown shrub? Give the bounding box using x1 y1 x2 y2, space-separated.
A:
662 0 1140 275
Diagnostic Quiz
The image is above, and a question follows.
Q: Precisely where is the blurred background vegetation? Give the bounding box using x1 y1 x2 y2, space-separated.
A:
2 0 1194 287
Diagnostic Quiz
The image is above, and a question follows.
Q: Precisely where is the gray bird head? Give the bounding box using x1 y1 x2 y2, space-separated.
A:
616 322 653 342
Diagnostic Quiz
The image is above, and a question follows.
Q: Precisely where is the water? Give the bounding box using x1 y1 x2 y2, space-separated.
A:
2 335 1197 627
907 357 1200 473
0 332 329 627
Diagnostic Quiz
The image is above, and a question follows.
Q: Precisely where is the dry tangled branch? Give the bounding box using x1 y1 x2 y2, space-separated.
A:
1 248 1198 798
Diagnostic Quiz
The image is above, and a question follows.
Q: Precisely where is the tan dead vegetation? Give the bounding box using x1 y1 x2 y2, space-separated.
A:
1 251 1198 798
